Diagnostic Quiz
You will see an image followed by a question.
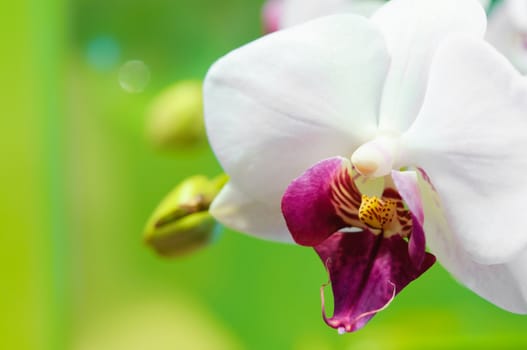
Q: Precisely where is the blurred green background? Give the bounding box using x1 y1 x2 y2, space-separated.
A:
2 0 527 349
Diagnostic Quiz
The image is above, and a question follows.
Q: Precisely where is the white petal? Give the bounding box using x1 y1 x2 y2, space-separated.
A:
210 182 293 243
403 36 527 264
391 170 423 224
509 248 527 307
349 0 386 18
506 0 527 31
486 2 518 54
371 0 486 132
416 171 527 313
205 15 389 208
479 0 490 10
281 0 351 27
281 0 384 27
486 1 527 74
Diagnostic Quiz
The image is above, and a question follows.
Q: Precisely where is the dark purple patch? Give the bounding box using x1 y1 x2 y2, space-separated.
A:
390 170 427 268
315 230 435 333
408 213 426 268
417 167 436 192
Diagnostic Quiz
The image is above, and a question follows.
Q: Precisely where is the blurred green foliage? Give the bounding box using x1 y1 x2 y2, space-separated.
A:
3 0 527 349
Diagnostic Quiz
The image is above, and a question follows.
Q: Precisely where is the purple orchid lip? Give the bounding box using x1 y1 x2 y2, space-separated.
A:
281 157 436 332
315 230 435 333
323 276 398 335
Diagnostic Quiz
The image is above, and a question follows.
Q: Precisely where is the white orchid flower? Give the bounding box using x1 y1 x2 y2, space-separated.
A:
205 0 527 333
487 0 527 73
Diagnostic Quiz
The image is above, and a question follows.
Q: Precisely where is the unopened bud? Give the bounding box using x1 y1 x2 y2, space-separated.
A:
144 174 228 257
147 80 204 151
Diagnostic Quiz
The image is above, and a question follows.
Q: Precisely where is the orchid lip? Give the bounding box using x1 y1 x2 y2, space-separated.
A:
315 230 435 333
282 157 435 333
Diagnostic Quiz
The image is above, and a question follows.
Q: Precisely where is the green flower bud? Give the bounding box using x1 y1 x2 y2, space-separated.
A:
144 174 228 258
147 80 205 151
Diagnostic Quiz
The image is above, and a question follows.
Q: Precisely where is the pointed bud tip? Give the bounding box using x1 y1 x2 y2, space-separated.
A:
144 211 219 258
143 174 227 258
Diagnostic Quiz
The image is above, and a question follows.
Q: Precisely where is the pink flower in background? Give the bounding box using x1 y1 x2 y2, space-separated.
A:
262 0 384 33
262 0 492 34
487 0 527 73
262 0 284 33
205 0 527 332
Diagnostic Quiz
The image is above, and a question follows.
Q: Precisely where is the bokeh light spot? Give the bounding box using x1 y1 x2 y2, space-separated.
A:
86 36 120 71
118 60 151 93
